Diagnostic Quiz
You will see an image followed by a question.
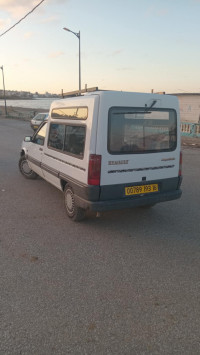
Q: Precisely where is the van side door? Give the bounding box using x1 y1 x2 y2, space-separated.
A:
26 122 47 177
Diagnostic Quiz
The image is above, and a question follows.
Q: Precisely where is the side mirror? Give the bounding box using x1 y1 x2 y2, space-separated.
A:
24 136 32 142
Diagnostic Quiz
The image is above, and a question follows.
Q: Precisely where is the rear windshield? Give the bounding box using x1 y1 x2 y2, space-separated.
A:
108 107 177 154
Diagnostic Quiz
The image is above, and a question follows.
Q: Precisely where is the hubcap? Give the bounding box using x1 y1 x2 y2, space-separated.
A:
22 160 32 175
65 189 74 214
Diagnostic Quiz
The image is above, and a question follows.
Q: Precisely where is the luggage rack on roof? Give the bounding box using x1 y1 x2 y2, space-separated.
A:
61 86 99 98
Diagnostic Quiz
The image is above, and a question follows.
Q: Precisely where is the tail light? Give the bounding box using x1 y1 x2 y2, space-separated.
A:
88 154 101 185
179 151 182 176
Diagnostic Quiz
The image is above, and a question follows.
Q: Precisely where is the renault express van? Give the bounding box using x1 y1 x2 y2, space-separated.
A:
19 88 182 221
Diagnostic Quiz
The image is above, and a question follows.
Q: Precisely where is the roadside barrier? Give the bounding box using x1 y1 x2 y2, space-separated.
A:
181 122 200 137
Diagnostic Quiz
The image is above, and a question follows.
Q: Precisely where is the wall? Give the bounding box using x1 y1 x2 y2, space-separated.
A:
173 94 200 123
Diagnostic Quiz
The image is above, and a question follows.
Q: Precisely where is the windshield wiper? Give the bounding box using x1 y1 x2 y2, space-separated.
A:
144 100 157 112
113 100 158 115
114 111 151 115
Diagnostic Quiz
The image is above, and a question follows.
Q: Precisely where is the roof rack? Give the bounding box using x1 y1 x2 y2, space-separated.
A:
61 86 99 98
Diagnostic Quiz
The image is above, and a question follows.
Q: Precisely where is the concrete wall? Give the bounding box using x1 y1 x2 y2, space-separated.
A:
173 94 200 123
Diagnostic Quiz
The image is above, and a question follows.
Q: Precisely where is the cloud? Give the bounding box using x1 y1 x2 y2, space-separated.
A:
117 67 134 71
0 18 11 29
144 5 168 18
0 1 40 18
0 0 69 19
23 58 31 62
49 51 65 58
24 32 34 39
48 0 69 3
111 49 123 56
40 15 59 24
157 9 168 16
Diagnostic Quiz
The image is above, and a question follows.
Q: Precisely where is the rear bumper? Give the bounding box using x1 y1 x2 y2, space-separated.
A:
75 189 182 212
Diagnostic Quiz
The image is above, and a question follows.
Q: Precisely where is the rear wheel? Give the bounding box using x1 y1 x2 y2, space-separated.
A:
64 184 86 222
19 156 38 179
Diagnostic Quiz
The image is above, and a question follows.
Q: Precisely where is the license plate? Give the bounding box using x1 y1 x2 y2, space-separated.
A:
125 184 159 196
33 125 38 129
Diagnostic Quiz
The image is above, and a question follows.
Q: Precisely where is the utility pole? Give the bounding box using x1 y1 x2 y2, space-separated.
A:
63 27 81 93
0 66 8 116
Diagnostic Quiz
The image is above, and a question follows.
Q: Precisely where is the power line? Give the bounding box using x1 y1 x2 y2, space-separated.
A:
0 0 45 38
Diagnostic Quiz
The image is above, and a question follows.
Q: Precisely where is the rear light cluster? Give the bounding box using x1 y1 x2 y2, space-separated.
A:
88 154 101 185
179 151 182 177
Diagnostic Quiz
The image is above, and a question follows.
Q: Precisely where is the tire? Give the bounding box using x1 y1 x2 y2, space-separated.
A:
19 156 38 180
64 184 86 222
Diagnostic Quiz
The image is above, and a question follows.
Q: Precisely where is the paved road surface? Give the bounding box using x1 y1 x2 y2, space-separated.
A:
0 118 200 355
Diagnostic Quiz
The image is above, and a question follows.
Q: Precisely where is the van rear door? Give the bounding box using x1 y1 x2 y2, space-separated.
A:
98 98 180 201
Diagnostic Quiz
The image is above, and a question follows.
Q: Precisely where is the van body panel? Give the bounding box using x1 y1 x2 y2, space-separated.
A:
95 91 180 186
26 142 45 178
75 188 182 212
99 176 181 201
72 176 182 210
63 177 100 202
40 95 99 186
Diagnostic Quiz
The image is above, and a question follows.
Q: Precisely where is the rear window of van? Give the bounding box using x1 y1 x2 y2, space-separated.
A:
108 107 177 154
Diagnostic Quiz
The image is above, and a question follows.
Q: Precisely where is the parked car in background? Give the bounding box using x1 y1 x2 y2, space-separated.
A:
30 112 49 130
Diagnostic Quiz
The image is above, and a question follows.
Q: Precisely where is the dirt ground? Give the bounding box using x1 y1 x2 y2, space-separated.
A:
181 136 200 148
0 105 47 120
0 105 200 149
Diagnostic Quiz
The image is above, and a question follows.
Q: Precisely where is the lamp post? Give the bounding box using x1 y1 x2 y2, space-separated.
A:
0 65 7 116
63 27 81 93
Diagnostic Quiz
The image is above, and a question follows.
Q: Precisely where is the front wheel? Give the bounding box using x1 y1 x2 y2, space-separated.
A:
64 184 86 222
19 155 38 179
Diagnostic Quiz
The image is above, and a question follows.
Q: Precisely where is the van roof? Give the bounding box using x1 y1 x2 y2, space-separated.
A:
61 87 177 100
59 89 178 103
50 90 179 114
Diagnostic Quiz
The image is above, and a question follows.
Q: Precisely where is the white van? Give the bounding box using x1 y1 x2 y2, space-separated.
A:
19 89 182 221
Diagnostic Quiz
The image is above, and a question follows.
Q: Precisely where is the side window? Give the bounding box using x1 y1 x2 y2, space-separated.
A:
51 106 88 120
33 122 47 145
48 124 65 150
47 123 86 158
64 126 86 158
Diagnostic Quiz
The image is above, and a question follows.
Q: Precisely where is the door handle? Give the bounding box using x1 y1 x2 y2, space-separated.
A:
39 147 43 151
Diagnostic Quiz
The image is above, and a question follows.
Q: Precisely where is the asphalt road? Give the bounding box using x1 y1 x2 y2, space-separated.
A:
0 118 200 355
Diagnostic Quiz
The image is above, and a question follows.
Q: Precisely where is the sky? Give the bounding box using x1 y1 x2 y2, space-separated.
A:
1 0 200 94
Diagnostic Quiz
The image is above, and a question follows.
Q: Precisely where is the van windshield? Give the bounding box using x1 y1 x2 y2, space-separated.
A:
108 107 177 154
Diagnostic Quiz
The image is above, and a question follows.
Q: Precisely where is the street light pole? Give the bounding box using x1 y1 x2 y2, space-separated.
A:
63 27 81 93
0 65 7 116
